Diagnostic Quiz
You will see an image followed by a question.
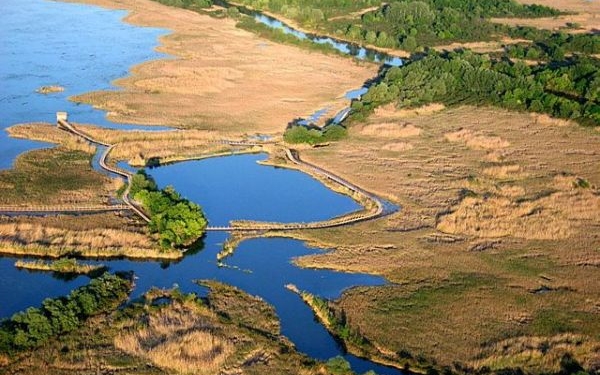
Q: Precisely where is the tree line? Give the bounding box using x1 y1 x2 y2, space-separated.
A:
335 0 560 51
0 273 132 353
350 50 600 126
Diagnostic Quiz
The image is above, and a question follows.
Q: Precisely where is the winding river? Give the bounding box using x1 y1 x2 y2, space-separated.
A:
0 0 404 373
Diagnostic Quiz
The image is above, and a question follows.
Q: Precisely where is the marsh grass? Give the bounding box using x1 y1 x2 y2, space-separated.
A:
282 105 600 371
115 302 234 375
14 258 105 274
0 214 177 259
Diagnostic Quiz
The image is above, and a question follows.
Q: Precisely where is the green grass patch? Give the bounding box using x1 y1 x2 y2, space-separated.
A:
0 148 108 205
130 170 208 249
284 124 347 145
377 272 496 314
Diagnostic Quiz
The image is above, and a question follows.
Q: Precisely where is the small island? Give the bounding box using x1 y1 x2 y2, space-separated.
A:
35 85 64 94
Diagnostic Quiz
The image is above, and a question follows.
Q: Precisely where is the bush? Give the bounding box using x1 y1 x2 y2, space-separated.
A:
325 356 352 375
283 125 347 145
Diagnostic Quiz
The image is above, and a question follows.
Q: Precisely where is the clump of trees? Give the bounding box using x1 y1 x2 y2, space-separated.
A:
350 50 600 126
505 28 600 61
153 0 212 10
335 0 560 51
130 170 208 249
284 124 347 145
0 273 132 353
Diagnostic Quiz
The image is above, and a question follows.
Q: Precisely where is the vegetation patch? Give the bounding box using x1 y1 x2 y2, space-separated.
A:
0 214 173 260
199 280 280 336
350 50 600 126
230 0 560 51
35 85 64 94
130 170 208 248
0 272 132 353
284 124 347 145
0 146 118 206
14 258 106 275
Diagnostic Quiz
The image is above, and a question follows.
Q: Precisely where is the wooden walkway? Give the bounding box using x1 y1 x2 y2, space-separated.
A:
6 120 391 232
58 120 151 222
204 149 386 232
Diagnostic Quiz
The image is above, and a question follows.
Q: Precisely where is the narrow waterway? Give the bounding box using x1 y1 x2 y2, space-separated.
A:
0 0 404 373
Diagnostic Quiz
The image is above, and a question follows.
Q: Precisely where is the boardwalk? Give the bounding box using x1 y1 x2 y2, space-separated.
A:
58 120 151 222
204 149 387 231
6 119 391 232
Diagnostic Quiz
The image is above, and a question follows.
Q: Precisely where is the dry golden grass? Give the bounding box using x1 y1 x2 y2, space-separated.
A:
433 38 532 53
10 122 264 166
493 0 600 32
381 142 414 152
0 214 174 259
437 190 600 240
8 123 96 153
473 334 600 373
115 302 234 374
280 105 600 370
359 123 421 138
62 0 376 135
444 128 510 150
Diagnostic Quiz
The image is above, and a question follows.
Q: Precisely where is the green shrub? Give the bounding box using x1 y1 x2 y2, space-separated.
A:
284 125 347 145
0 273 131 353
131 170 208 248
325 356 352 375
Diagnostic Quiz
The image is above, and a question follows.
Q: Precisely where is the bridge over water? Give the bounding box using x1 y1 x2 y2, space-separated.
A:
2 116 393 232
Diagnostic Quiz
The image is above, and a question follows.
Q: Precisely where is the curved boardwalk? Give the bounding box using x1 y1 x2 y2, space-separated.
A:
9 120 391 232
58 120 151 222
205 149 388 232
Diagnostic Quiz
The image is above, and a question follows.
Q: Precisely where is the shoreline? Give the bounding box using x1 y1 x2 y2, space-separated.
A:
59 0 377 134
286 284 428 374
0 244 182 260
224 0 411 59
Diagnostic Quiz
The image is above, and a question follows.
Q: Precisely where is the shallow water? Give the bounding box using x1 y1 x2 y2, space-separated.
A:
147 153 362 226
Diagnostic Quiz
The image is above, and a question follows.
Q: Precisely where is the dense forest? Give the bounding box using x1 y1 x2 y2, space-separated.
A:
0 273 131 352
130 170 208 249
350 50 600 126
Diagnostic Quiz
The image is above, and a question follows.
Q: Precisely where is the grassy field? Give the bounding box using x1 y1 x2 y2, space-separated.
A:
0 213 177 259
61 0 376 135
279 105 600 372
0 284 330 375
2 124 118 206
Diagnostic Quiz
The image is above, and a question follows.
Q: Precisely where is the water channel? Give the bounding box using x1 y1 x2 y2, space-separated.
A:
0 0 403 373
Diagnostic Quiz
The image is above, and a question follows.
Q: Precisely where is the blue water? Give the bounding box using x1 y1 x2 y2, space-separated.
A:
0 1 404 373
0 0 169 169
252 14 404 67
147 153 362 226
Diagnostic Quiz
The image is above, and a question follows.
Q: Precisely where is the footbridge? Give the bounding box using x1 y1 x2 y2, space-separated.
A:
6 116 389 233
